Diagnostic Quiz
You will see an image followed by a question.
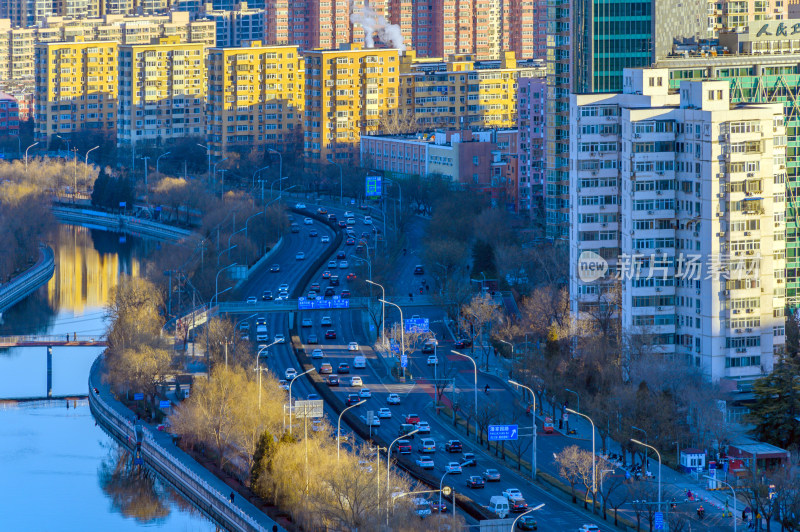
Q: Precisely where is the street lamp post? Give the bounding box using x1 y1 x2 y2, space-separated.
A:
704 475 736 532
156 151 171 176
331 161 343 204
217 244 237 267
365 280 385 342
439 462 470 515
212 263 237 307
387 429 419 489
254 340 278 409
632 426 648 468
452 350 478 441
287 368 314 434
252 165 269 191
197 143 211 183
600 469 615 515
212 156 228 188
24 142 39 172
511 504 546 531
84 145 100 190
56 134 69 156
268 148 283 196
565 388 580 412
228 227 246 259
509 379 537 479
379 298 405 377
566 407 596 509
497 338 514 357
269 176 288 200
244 211 264 238
337 399 367 462
141 156 150 191
632 438 661 513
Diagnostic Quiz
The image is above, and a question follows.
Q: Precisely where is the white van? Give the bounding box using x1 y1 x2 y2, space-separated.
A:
487 495 510 518
353 355 366 369
256 324 268 342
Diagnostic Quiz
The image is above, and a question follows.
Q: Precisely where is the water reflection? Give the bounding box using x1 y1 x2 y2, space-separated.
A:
0 225 148 336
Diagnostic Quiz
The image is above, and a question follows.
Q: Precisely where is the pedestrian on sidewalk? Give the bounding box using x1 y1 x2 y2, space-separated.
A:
484 384 490 393
229 491 235 503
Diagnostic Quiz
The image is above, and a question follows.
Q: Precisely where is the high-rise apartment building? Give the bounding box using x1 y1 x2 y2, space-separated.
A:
206 42 303 157
117 36 205 147
204 2 266 47
713 0 787 30
570 69 786 383
34 38 117 140
302 43 399 164
397 50 543 131
517 76 545 217
0 13 214 80
546 0 710 240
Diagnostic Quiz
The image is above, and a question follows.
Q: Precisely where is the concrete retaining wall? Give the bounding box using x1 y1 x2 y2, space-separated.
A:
52 205 192 241
0 245 55 314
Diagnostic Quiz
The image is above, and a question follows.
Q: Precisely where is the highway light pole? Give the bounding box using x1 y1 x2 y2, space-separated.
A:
84 145 99 189
156 151 171 176
212 262 237 307
197 143 211 183
632 425 648 468
288 368 314 434
452 350 478 441
244 211 264 238
565 388 580 413
268 148 283 196
252 165 269 191
365 279 385 342
567 407 596 507
254 340 279 409
380 298 405 377
509 379 537 479
337 399 366 463
24 141 38 172
387 429 419 493
212 156 228 189
704 475 736 532
632 438 661 513
510 504 545 531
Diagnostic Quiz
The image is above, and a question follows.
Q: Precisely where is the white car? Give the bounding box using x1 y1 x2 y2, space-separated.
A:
303 217 313 225
578 526 600 532
246 296 257 304
302 318 313 328
278 379 289 391
276 291 289 301
350 376 363 387
321 316 333 326
296 252 305 260
295 203 306 209
364 216 372 225
359 388 372 398
445 462 462 474
285 368 297 380
387 393 401 405
311 348 324 359
363 415 380 427
348 342 359 351
328 260 338 269
339 260 349 268
502 488 524 502
239 321 250 331
377 407 392 418
274 333 286 344
279 283 289 292
426 355 438 365
416 456 435 469
344 210 354 218
321 235 330 243
416 421 431 434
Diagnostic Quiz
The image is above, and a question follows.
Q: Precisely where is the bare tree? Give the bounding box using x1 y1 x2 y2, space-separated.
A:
459 293 501 369
604 474 630 526
474 394 502 447
554 445 591 504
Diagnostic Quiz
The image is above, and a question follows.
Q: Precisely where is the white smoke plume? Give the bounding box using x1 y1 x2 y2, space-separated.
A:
350 2 406 52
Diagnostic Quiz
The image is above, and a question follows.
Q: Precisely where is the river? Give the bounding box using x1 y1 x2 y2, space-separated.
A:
0 225 215 531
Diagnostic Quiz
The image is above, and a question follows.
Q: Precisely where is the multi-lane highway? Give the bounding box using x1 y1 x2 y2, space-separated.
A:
227 201 613 531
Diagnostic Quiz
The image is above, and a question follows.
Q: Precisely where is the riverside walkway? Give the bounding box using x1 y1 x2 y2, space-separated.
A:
88 357 284 532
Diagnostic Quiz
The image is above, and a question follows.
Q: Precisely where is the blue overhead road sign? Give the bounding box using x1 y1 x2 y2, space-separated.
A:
298 297 350 310
488 424 518 441
404 318 430 333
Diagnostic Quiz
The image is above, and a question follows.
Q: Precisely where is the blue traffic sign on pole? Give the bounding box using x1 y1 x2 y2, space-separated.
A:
654 512 664 530
159 400 171 409
401 354 408 368
366 175 382 197
133 393 144 400
488 424 518 441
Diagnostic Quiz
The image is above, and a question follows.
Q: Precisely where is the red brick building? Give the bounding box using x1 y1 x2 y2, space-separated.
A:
0 92 20 136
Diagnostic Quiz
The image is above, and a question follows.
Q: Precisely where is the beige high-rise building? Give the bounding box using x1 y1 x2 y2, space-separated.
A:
117 36 205 147
206 41 303 157
34 38 117 140
0 13 214 80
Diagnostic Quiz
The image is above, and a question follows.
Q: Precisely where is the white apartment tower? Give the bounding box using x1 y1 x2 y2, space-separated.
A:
570 68 787 384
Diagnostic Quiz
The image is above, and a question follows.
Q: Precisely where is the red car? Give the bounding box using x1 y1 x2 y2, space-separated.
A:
431 502 447 513
346 272 357 280
405 414 420 424
396 440 412 454
325 329 337 339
